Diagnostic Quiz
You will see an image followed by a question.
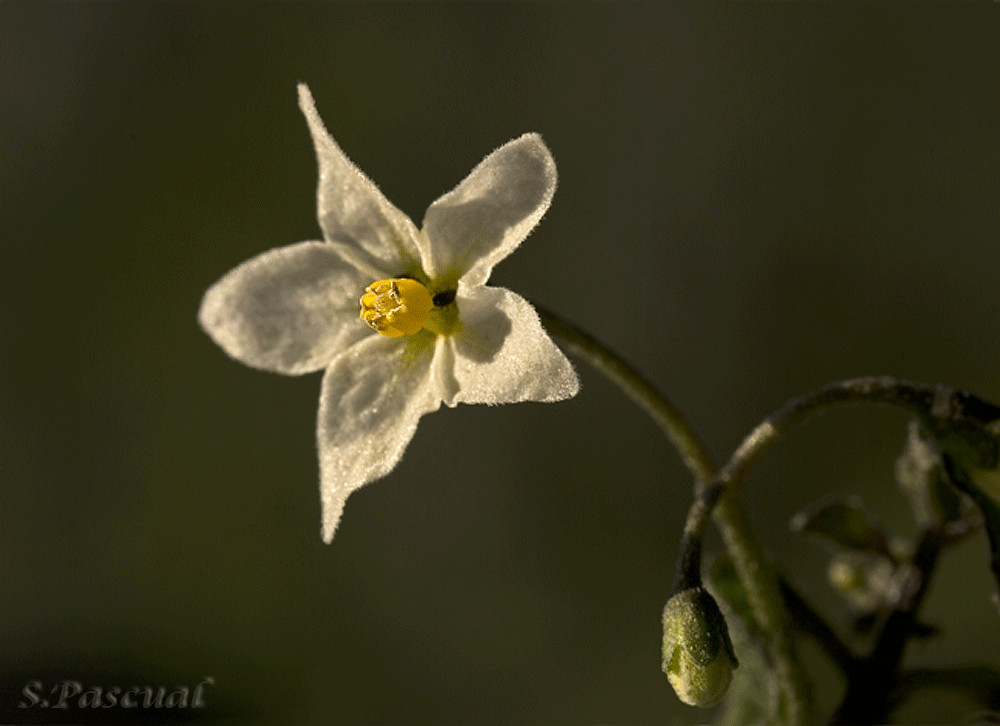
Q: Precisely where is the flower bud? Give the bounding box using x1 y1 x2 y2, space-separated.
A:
662 587 738 707
827 550 895 612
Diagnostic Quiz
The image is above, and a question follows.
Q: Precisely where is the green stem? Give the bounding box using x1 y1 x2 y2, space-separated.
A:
682 376 1000 721
683 377 1000 590
535 304 812 723
533 306 714 483
713 494 811 724
714 377 1000 498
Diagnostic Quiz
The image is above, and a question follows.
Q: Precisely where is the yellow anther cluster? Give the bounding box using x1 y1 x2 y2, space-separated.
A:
359 278 434 337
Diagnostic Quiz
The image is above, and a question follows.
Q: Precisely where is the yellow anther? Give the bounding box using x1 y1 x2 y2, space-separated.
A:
359 278 434 337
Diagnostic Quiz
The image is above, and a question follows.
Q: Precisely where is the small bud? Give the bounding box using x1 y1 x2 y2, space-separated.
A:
827 551 895 612
662 587 738 708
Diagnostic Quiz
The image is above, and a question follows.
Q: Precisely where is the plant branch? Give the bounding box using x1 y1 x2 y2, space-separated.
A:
681 376 1000 612
778 576 857 675
536 304 812 723
714 377 1000 499
534 305 714 484
832 527 945 723
667 375 1000 722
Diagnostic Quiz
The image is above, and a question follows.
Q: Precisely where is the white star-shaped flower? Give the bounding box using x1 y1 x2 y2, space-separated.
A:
199 84 579 542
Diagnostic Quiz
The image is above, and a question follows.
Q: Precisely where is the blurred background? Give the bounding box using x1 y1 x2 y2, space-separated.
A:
3 2 1000 723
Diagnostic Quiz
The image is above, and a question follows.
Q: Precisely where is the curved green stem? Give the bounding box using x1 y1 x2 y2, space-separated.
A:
536 304 812 723
533 305 714 484
680 376 1000 721
712 494 811 724
691 377 1000 543
716 377 980 493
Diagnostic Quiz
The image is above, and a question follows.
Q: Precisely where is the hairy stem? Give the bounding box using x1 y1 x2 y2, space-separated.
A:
680 376 1000 722
683 377 1000 598
714 377 1000 499
536 304 812 723
714 495 812 724
534 306 714 483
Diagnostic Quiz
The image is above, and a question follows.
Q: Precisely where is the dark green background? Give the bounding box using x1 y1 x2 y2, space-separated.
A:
3 2 1000 723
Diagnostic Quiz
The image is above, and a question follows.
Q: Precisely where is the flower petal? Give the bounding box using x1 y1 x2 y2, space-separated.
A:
298 84 427 277
421 133 557 286
444 285 578 406
199 241 371 375
317 335 442 542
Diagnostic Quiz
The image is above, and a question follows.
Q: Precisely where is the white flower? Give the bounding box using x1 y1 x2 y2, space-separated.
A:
199 84 579 543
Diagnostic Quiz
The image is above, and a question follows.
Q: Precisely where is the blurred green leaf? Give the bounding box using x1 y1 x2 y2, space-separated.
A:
947 459 1000 616
920 408 1000 471
712 594 780 726
924 399 1000 611
790 497 892 559
707 559 784 725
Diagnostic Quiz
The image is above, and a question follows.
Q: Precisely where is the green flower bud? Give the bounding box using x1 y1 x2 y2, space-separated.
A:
662 587 738 708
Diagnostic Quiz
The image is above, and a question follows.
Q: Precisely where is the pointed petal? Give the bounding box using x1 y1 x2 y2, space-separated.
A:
298 84 429 277
199 241 372 375
317 335 442 542
421 133 557 286
444 286 578 406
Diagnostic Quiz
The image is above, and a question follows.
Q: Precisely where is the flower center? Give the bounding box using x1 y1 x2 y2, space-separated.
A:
359 278 434 337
